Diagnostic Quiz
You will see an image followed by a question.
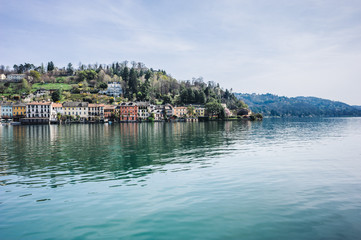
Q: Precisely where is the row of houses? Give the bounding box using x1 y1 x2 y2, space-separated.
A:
0 101 209 124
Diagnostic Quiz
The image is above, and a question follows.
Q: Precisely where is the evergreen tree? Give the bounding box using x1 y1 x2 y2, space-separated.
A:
67 63 74 76
51 89 62 102
47 61 55 72
129 68 138 95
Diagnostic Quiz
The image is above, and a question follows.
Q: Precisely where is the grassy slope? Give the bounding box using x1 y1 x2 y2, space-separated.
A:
32 83 72 91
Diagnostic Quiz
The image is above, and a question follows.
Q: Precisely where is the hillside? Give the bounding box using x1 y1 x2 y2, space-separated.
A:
235 93 361 117
0 61 248 112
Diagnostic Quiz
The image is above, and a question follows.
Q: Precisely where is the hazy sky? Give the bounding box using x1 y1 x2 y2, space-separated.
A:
1 0 361 105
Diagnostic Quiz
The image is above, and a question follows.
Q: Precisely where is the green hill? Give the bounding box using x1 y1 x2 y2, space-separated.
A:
234 93 361 117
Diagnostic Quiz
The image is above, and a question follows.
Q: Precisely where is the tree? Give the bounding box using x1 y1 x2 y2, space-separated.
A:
67 63 74 76
180 88 188 104
47 61 55 72
162 94 172 104
145 70 152 81
21 79 31 93
187 106 195 116
29 70 41 82
205 101 223 118
51 89 62 102
99 82 108 89
129 68 138 95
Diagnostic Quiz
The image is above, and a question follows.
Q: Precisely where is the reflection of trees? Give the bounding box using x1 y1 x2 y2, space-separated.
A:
1 122 251 187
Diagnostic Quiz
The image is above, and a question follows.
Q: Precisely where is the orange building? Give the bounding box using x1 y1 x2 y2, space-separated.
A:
104 105 116 120
13 103 27 120
118 102 138 122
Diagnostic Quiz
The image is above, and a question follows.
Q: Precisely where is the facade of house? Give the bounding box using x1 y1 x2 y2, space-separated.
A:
106 82 122 97
50 103 63 122
118 102 138 121
22 102 53 124
174 106 188 118
136 102 154 120
195 107 205 117
33 89 50 98
104 105 115 120
63 102 89 121
13 103 26 120
164 104 174 118
6 74 26 82
0 74 6 81
88 104 104 121
1 102 13 118
151 108 163 121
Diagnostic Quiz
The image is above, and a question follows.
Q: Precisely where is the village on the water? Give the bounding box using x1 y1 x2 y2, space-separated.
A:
0 73 257 125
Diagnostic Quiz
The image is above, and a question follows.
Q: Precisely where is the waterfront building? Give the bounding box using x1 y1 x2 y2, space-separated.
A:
50 103 63 122
118 102 138 122
22 101 53 124
104 105 116 120
13 103 26 121
88 104 104 121
136 102 155 120
63 102 89 121
164 104 174 118
0 102 13 118
174 106 188 118
151 108 163 121
195 107 205 117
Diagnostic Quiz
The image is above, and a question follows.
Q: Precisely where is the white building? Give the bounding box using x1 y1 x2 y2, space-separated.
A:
6 74 26 82
22 101 53 124
88 104 104 121
50 103 63 122
0 74 6 81
0 102 13 118
106 82 122 97
136 102 155 120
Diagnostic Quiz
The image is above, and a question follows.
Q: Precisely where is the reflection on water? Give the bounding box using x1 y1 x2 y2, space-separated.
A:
1 118 361 240
0 118 353 188
1 121 253 188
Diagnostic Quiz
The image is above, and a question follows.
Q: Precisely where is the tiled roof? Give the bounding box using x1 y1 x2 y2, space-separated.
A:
27 102 52 105
52 103 62 107
63 102 88 107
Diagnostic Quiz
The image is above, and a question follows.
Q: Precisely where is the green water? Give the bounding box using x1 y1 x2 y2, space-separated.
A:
1 119 361 239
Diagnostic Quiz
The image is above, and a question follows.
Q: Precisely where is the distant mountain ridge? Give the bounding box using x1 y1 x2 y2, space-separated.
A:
234 93 361 117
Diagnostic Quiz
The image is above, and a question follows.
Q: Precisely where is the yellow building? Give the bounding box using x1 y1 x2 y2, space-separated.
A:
13 103 27 118
174 107 188 118
195 107 205 117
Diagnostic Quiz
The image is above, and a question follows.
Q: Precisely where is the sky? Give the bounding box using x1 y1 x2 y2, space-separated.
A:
1 0 361 105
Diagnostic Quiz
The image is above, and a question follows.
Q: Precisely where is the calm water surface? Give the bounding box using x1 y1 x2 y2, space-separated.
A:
1 118 361 240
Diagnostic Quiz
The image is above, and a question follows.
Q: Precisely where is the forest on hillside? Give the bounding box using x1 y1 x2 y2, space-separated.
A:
0 61 247 111
235 93 361 117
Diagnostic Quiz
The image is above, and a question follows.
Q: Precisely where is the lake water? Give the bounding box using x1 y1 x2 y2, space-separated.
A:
1 118 361 240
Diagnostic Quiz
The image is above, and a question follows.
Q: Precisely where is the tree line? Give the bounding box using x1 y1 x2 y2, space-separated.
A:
1 61 248 111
